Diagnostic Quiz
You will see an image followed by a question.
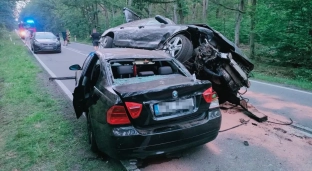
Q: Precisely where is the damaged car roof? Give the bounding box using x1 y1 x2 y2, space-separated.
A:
95 48 172 60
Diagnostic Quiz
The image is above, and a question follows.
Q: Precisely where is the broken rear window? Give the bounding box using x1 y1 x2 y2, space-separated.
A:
108 58 187 84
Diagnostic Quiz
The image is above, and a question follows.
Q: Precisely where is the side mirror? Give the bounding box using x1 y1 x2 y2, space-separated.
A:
69 64 82 70
57 37 60 41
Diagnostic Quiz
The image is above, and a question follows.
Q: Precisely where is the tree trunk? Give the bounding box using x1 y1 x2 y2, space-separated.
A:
148 3 153 17
235 0 244 46
177 0 184 24
216 0 220 18
192 3 196 22
127 0 132 6
173 3 178 23
202 0 208 23
249 0 256 59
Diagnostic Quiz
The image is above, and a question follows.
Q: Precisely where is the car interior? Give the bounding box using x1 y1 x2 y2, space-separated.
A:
109 59 184 79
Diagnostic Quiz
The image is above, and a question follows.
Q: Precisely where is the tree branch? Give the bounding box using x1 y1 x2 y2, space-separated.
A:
211 0 245 13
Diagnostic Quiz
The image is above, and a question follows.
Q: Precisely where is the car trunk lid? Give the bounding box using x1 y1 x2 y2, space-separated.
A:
112 74 211 127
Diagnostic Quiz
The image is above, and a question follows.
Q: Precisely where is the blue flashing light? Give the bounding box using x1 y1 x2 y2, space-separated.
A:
26 20 34 23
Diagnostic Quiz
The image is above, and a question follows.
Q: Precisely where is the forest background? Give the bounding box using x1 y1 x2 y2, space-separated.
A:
1 0 312 89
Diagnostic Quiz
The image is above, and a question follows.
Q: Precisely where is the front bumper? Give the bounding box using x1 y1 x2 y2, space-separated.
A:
33 43 61 52
93 108 222 159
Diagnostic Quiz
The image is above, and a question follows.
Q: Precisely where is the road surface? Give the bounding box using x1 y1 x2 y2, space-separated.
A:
28 42 312 171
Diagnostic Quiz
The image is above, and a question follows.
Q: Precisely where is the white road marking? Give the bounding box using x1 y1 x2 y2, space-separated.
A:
63 46 88 56
24 43 74 100
250 80 312 95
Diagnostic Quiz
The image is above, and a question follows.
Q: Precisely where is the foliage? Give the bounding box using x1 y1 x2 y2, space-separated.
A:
0 0 17 30
17 0 311 68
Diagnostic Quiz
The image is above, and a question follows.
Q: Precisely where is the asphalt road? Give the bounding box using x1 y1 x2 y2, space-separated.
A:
30 42 312 171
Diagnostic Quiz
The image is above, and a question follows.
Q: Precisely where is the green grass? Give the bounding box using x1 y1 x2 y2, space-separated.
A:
252 72 312 90
250 61 312 91
0 31 123 171
240 45 312 91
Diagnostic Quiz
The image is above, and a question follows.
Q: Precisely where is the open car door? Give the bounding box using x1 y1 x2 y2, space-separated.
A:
72 53 98 119
123 7 141 23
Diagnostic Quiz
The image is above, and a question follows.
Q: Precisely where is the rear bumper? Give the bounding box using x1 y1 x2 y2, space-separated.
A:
93 108 222 159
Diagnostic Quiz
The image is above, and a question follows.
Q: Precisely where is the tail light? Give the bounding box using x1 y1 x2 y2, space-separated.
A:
203 87 218 103
107 105 130 125
125 102 142 119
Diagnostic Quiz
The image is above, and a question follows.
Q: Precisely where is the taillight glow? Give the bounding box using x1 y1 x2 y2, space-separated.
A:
107 105 130 125
203 87 218 103
125 102 142 119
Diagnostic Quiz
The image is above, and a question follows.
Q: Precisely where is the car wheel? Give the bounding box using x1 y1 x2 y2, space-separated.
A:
166 34 193 63
87 112 99 153
100 36 113 48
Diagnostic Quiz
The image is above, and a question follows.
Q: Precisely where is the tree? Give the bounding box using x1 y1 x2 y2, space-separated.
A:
249 0 256 59
234 0 244 46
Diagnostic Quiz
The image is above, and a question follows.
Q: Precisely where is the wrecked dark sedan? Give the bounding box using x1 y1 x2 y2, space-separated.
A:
100 8 254 107
69 48 221 159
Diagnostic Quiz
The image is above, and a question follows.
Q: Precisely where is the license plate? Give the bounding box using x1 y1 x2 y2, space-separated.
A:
44 46 53 50
153 98 194 116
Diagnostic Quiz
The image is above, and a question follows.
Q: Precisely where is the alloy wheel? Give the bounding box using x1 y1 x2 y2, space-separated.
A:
167 37 183 57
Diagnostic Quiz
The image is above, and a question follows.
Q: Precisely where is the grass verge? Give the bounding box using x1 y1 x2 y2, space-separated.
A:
0 31 123 171
251 62 312 91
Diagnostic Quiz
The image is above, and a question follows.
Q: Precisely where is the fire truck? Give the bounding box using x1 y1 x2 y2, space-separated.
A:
18 20 36 39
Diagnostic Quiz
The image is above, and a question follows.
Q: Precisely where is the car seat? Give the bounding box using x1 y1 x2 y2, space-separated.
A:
158 66 173 75
117 65 133 78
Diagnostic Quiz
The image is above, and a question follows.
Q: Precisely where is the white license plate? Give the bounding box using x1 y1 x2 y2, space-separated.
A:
44 46 53 50
153 98 194 116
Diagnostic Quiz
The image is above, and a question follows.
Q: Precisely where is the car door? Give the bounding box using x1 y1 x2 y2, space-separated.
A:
72 53 99 118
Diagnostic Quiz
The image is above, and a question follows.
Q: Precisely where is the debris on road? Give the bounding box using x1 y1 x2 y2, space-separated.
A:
243 141 249 146
274 127 287 133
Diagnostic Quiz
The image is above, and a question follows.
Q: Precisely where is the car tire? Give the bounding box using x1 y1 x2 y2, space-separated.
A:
166 34 193 63
87 112 99 153
100 36 113 48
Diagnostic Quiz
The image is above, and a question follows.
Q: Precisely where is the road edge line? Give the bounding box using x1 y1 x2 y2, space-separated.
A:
23 40 73 101
250 80 312 95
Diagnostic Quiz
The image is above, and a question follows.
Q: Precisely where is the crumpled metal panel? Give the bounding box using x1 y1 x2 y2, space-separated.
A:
112 74 210 98
113 25 188 49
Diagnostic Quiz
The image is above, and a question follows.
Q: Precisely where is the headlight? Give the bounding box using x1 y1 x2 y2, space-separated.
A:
34 40 40 45
20 31 25 36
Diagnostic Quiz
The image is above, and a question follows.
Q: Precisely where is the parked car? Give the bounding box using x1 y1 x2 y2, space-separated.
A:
31 32 61 54
99 8 254 106
68 48 221 159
